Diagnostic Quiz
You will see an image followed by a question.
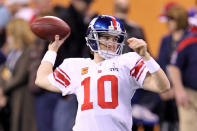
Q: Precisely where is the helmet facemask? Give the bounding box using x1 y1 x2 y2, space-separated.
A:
86 29 126 59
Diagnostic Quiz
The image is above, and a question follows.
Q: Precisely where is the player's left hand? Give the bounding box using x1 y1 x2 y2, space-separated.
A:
127 38 150 60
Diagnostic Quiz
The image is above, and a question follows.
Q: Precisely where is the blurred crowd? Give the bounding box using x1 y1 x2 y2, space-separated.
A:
0 0 196 131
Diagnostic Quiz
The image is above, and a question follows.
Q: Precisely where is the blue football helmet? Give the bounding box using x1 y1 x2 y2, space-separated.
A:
86 15 127 59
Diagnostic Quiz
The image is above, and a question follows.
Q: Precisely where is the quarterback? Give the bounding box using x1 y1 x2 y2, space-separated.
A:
35 15 170 131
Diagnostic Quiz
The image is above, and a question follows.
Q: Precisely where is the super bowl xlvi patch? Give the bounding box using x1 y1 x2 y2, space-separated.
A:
109 62 119 71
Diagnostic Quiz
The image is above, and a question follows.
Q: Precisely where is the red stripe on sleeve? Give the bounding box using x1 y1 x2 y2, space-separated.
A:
130 58 142 75
132 61 144 78
58 67 71 80
53 73 66 87
54 69 70 87
136 66 146 81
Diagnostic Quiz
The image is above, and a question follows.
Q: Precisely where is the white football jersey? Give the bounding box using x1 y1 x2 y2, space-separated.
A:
48 52 149 131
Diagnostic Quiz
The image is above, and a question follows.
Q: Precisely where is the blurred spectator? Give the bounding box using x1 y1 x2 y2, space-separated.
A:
28 37 60 131
157 3 189 131
28 1 61 131
0 18 36 131
168 6 197 131
52 0 97 131
0 3 10 131
5 0 36 23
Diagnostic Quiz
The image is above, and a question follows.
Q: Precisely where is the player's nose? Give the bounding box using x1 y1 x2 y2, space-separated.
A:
107 43 117 51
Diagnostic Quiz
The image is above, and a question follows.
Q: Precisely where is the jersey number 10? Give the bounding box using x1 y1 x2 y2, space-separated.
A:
81 75 118 111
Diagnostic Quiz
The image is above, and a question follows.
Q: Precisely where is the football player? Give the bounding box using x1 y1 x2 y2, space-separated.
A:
35 15 170 131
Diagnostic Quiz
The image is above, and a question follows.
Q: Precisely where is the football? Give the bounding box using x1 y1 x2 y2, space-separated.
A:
30 16 70 41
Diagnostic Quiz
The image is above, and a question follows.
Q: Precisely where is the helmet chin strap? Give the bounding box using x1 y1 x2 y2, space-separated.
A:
98 49 119 59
